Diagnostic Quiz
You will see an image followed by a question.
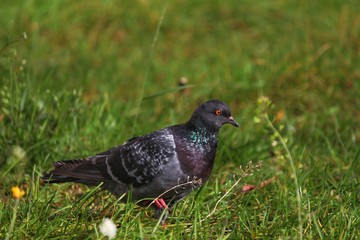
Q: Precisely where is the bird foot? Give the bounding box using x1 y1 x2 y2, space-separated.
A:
154 198 168 209
154 198 169 226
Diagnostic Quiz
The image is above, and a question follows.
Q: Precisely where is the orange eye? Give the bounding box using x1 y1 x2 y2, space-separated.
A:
215 109 221 116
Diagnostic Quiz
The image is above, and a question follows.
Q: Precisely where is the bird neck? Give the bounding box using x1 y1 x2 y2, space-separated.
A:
189 127 217 145
186 122 219 145
176 122 218 181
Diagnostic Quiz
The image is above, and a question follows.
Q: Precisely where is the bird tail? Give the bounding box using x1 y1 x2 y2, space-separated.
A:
42 157 112 186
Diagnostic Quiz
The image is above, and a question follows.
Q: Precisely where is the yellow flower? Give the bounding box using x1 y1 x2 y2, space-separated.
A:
11 186 25 199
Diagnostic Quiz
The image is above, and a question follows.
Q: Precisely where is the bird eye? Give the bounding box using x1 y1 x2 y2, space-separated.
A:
215 109 221 116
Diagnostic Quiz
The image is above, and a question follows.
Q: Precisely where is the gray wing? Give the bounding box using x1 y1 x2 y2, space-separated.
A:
105 129 176 186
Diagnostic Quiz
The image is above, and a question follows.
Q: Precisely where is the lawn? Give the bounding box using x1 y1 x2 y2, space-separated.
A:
0 0 359 239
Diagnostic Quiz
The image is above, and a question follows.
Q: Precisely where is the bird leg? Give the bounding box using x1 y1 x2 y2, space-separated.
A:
153 198 169 226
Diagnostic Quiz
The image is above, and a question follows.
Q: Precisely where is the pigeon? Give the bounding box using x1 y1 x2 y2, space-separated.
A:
42 100 238 224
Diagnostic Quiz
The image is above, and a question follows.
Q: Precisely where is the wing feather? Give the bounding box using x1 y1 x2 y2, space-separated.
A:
105 129 176 186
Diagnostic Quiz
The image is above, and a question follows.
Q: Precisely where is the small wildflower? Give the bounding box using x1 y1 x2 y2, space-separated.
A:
99 218 117 239
255 96 273 123
275 109 285 122
11 186 25 199
257 96 271 108
12 146 26 161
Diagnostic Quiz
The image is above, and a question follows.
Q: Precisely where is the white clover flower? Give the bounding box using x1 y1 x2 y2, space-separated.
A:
99 218 117 239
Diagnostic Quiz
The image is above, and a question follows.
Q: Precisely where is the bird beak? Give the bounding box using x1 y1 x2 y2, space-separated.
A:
228 116 239 127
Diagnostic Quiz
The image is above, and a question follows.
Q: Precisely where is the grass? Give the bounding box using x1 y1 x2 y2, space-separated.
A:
1 0 359 239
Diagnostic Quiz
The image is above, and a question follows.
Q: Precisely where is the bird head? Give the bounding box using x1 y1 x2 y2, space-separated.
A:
188 100 239 132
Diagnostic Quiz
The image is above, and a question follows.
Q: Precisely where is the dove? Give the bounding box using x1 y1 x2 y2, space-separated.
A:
43 100 238 224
